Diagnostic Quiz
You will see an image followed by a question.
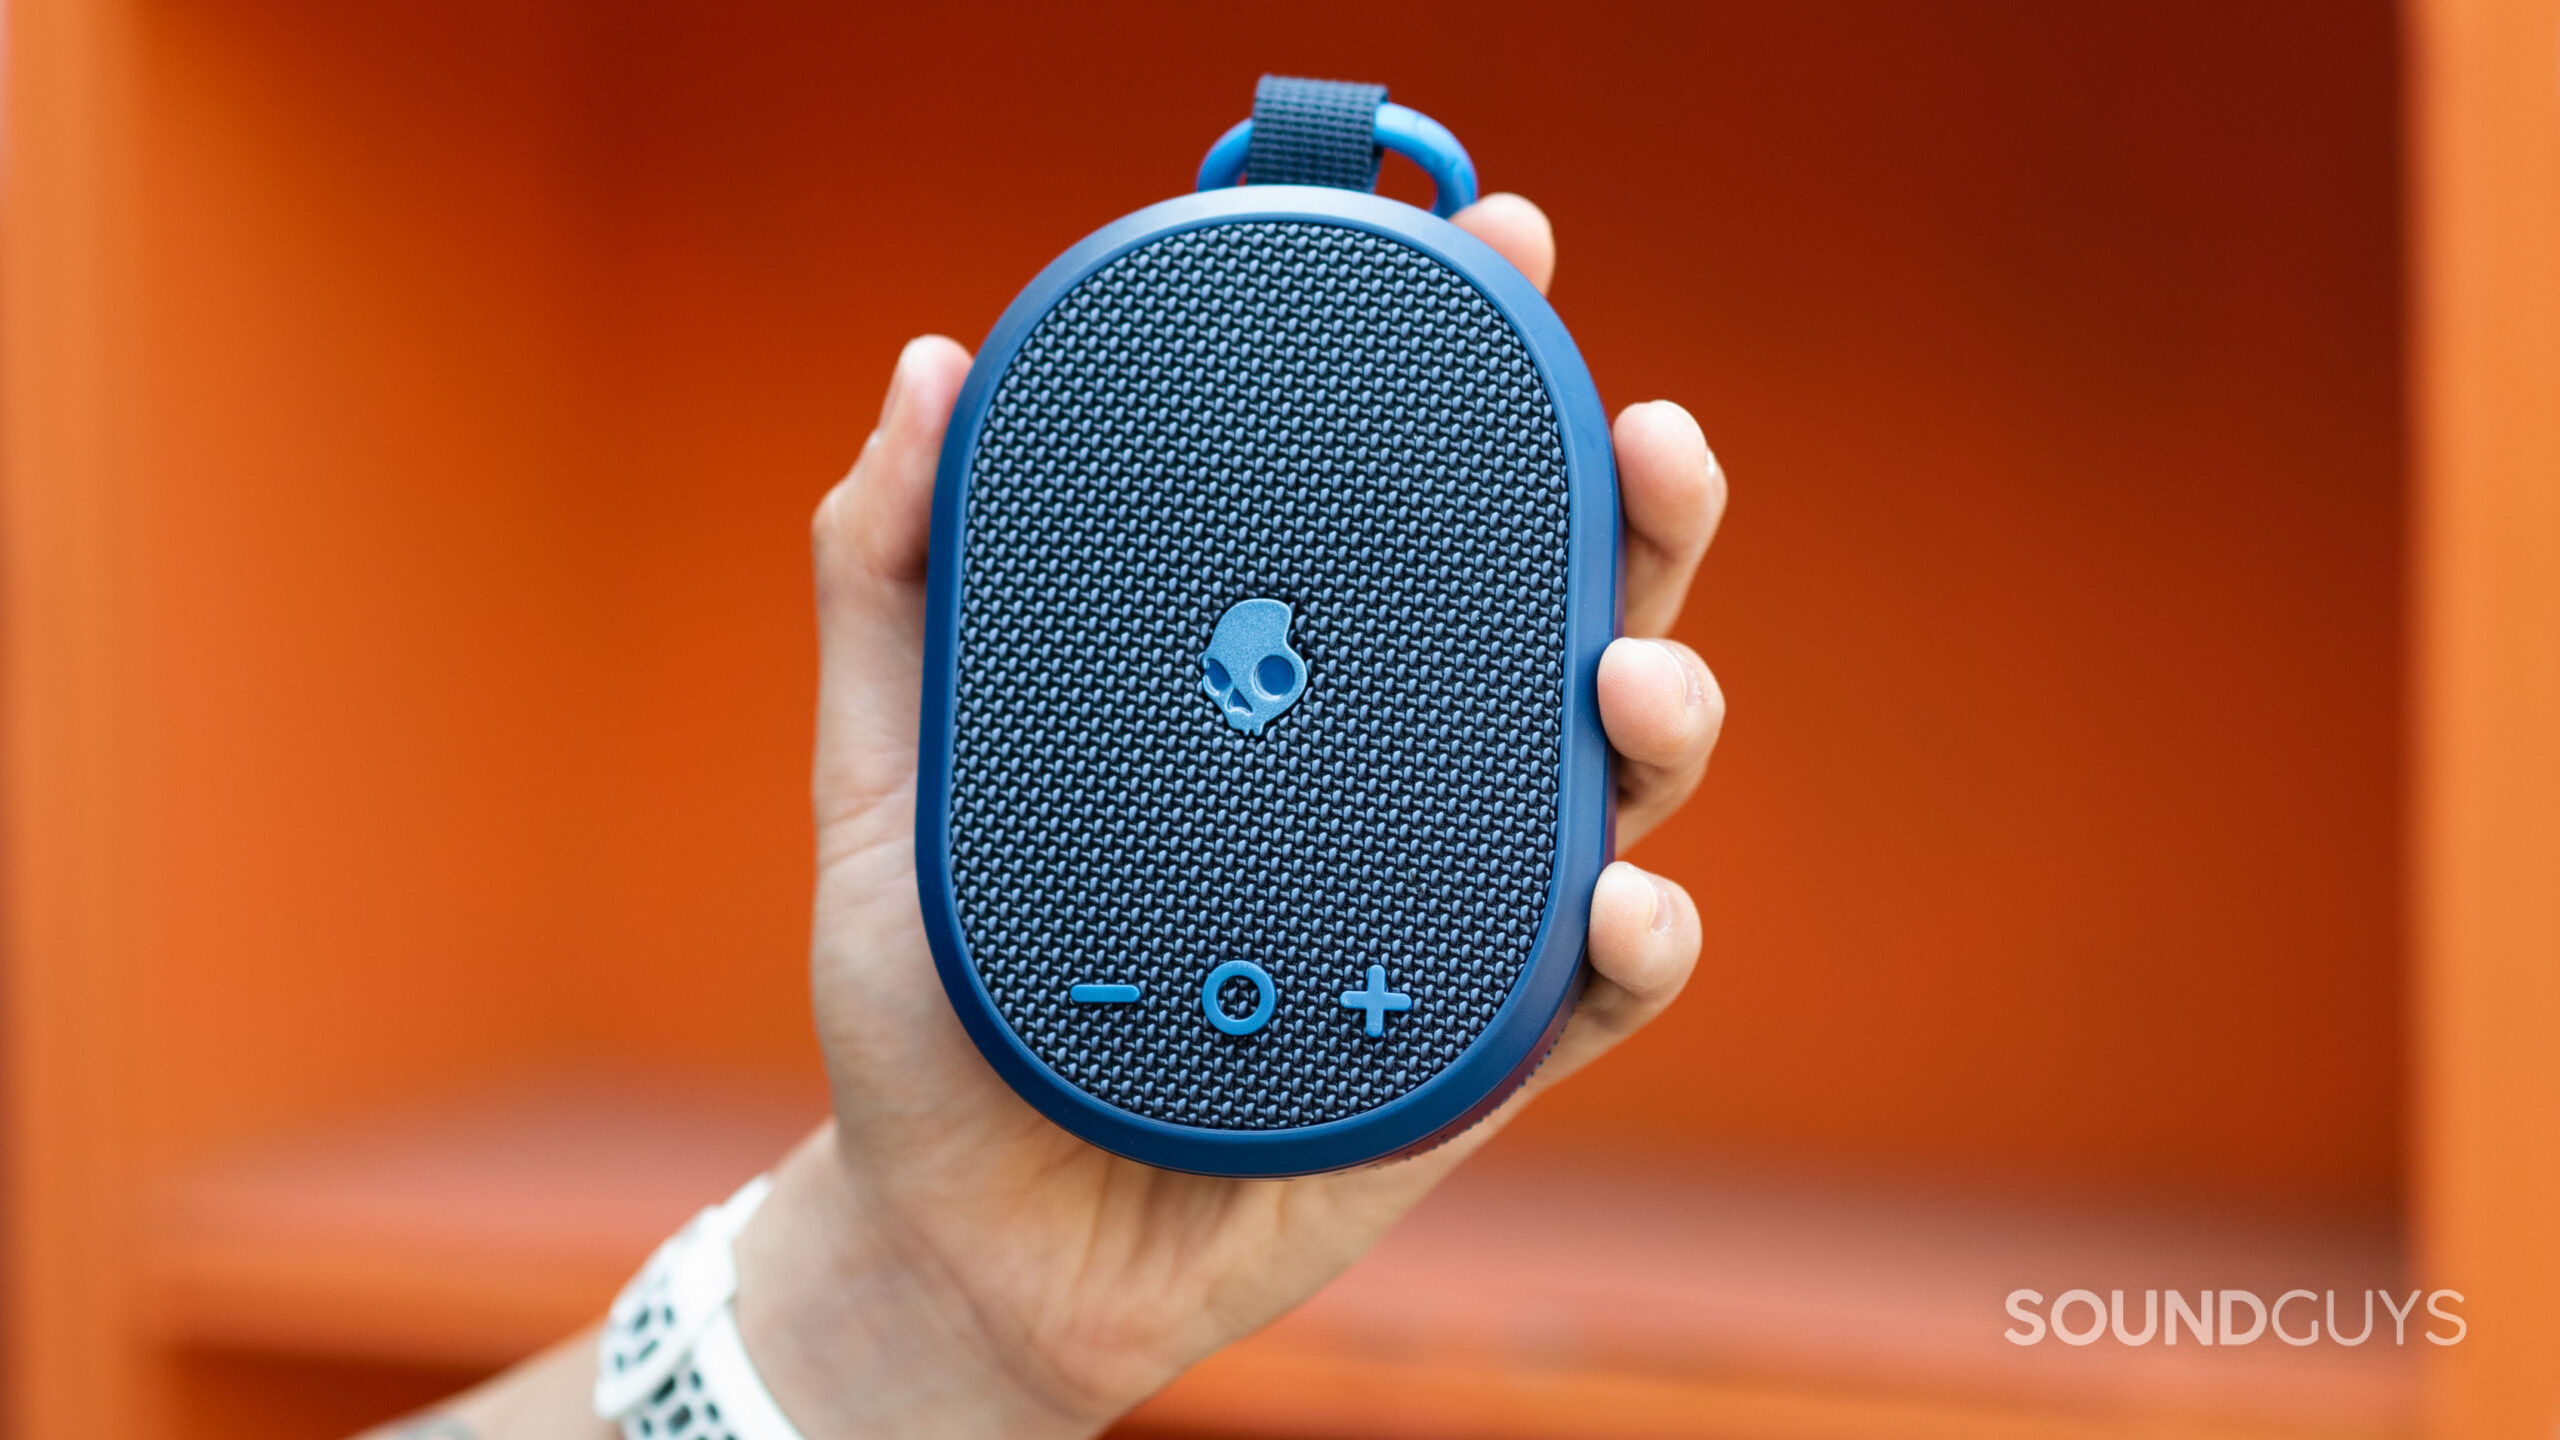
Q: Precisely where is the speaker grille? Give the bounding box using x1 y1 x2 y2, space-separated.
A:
949 220 1570 1131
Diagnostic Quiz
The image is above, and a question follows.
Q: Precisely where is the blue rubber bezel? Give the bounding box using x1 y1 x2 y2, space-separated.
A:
916 185 1618 1177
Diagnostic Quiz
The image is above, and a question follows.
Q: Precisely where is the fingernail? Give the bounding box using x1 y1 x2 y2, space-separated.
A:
1647 874 1679 935
1650 639 1705 712
877 349 913 430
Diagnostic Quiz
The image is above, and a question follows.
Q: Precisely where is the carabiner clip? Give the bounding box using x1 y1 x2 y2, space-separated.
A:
1195 101 1480 219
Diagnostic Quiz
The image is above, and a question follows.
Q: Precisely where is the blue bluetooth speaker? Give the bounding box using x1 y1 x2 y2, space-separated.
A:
915 77 1619 1176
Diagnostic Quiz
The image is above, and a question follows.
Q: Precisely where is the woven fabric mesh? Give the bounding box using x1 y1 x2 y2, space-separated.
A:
1246 76 1386 190
950 220 1569 1131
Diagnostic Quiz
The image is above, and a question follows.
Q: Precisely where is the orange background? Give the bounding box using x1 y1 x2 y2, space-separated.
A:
128 0 2406 1198
10 0 2555 1436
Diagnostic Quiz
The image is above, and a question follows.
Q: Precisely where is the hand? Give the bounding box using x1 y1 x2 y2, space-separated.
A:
730 192 1730 1438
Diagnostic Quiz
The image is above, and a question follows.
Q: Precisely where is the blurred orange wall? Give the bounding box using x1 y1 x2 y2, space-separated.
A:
110 0 2406 1194
8 0 2413 1431
2409 0 2560 1432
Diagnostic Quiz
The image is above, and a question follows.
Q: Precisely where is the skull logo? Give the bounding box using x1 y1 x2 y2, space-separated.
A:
1200 598 1307 736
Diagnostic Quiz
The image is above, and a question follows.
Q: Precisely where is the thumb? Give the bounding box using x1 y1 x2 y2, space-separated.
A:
811 335 973 858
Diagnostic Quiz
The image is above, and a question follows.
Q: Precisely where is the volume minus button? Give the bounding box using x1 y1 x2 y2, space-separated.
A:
1070 983 1142 1003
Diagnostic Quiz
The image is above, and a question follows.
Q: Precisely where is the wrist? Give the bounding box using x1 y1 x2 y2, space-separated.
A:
730 1125 1107 1440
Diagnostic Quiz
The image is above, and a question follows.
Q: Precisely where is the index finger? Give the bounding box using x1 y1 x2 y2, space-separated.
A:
1616 400 1726 637
1450 193 1556 294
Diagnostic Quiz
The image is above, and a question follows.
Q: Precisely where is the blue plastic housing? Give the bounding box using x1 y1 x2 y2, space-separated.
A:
917 185 1619 1176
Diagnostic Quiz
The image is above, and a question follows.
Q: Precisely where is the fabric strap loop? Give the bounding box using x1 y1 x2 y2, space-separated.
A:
1244 75 1387 192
